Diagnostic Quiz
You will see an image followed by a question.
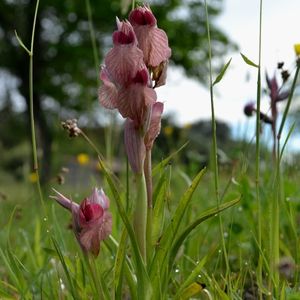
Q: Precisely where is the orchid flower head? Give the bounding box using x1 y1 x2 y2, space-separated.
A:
113 18 137 46
51 188 112 256
144 102 164 150
128 5 157 27
129 5 171 68
104 19 144 87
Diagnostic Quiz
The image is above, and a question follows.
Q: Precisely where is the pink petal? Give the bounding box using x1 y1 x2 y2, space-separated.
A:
133 26 171 67
50 189 79 212
129 6 157 27
97 189 110 210
79 201 103 225
98 211 112 241
145 102 164 150
105 45 144 86
88 188 110 210
114 19 138 46
118 84 157 126
124 119 146 173
79 211 112 256
98 68 118 109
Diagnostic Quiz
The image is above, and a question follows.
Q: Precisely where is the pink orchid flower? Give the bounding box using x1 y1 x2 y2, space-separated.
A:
124 119 146 173
129 5 171 68
144 102 164 150
99 67 157 127
105 19 144 87
51 188 112 257
117 68 157 126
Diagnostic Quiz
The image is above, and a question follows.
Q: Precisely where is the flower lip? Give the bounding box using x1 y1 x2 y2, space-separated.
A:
129 8 156 26
79 199 104 225
113 30 135 45
133 68 149 85
112 20 136 45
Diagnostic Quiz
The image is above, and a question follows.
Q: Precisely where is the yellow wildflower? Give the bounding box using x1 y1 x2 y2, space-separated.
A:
294 44 300 56
77 153 90 165
163 125 174 136
28 172 38 183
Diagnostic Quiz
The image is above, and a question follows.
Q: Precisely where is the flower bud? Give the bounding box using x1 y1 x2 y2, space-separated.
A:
244 102 256 117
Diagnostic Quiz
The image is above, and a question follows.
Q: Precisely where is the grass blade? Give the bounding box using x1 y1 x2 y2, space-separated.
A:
149 168 206 296
51 237 80 299
169 197 241 271
174 255 207 299
213 58 232 86
152 172 168 245
98 158 152 300
152 142 188 177
113 227 127 299
240 53 259 68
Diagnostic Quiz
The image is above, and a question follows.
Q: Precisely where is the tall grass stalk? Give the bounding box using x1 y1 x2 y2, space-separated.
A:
15 0 45 215
255 0 263 296
204 0 230 291
271 62 300 294
85 0 114 163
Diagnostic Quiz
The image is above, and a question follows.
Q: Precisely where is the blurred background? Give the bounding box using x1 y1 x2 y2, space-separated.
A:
0 0 300 187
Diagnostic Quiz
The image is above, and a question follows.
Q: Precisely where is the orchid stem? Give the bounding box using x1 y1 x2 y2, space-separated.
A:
144 149 153 263
133 173 148 262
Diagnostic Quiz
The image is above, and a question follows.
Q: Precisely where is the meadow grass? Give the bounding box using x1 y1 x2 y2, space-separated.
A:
1 0 300 299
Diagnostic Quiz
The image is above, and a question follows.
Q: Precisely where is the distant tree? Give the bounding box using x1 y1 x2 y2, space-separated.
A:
0 0 236 181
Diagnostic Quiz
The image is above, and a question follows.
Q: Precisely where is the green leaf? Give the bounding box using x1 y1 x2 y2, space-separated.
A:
152 142 188 177
149 168 206 297
0 248 24 294
113 227 127 299
14 30 31 55
176 282 205 300
169 197 241 271
280 122 296 161
240 53 258 68
98 158 152 300
42 247 57 256
51 237 80 300
174 256 207 299
152 172 168 245
213 58 232 86
104 236 137 300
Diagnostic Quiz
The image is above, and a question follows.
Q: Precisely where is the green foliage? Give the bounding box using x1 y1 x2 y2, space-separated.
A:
240 53 259 68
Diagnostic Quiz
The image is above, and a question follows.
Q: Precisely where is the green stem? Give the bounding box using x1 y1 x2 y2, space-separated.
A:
84 255 102 298
144 149 153 208
22 0 46 215
204 0 230 290
255 0 263 297
85 0 100 78
144 149 153 263
271 63 300 295
85 0 114 163
133 173 148 262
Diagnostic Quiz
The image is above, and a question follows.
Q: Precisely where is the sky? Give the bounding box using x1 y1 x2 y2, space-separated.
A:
157 0 300 129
